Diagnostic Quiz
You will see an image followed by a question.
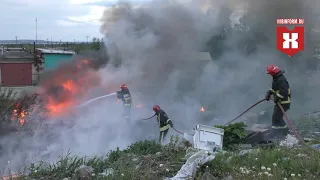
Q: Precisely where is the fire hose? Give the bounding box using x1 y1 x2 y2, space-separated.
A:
224 98 309 147
137 114 156 120
172 127 184 134
277 102 307 146
225 98 267 125
136 115 184 134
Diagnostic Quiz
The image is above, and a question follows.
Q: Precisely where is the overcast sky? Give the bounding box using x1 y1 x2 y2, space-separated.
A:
0 0 143 42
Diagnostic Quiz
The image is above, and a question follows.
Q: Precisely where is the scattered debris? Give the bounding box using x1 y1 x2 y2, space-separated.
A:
167 149 217 180
279 134 299 147
311 144 320 149
74 165 93 180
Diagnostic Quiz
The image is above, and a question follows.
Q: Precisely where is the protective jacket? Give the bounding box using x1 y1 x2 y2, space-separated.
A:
268 71 291 104
156 109 173 132
117 89 133 107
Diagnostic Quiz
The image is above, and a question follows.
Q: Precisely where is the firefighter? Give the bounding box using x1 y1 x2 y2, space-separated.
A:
117 84 134 121
153 105 174 143
264 64 291 141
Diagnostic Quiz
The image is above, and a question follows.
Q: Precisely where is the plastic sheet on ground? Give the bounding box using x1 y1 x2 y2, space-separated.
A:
312 144 320 149
166 148 217 180
279 134 299 147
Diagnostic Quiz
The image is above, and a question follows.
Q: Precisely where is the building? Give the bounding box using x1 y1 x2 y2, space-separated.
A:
0 47 44 87
36 48 75 70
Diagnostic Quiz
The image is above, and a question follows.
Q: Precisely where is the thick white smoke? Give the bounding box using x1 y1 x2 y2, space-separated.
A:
1 0 319 175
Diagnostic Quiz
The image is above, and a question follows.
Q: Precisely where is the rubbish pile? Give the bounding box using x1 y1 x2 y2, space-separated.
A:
168 124 224 179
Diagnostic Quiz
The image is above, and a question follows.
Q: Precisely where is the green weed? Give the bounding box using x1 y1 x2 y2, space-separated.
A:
199 147 320 180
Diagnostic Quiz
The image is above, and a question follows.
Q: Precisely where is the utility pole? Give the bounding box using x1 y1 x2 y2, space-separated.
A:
15 36 18 44
86 36 89 44
35 18 38 45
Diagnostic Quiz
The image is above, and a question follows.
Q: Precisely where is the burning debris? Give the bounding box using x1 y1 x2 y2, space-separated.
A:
39 59 102 118
200 107 205 112
9 93 39 126
11 108 27 126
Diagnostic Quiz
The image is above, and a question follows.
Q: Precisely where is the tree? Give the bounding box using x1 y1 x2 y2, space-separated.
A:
90 37 101 50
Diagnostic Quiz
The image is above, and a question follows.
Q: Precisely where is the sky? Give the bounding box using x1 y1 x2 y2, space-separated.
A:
0 0 146 42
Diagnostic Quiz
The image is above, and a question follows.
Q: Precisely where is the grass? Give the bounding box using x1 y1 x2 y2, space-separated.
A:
0 131 319 180
197 147 320 180
15 137 187 180
10 137 320 180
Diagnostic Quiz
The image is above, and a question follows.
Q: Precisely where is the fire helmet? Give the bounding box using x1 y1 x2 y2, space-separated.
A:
153 105 161 112
266 64 281 76
120 84 127 90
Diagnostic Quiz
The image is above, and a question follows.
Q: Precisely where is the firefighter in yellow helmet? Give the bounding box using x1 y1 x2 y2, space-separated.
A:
153 105 174 143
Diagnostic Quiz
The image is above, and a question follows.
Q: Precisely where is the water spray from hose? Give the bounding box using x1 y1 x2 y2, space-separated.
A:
76 92 117 107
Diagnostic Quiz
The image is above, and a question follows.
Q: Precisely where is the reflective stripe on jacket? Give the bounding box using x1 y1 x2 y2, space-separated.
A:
270 71 291 104
272 125 288 129
117 89 134 107
157 110 172 132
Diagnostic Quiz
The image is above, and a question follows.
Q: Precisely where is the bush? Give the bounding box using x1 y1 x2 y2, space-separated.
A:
0 86 39 135
214 122 247 150
0 87 17 122
107 140 162 163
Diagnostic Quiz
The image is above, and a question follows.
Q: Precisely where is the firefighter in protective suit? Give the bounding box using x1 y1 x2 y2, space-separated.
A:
265 64 291 141
117 84 134 121
153 105 174 143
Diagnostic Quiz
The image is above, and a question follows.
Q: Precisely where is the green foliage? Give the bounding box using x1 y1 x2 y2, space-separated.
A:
20 139 186 180
199 147 320 180
215 122 247 150
0 86 39 135
26 152 109 180
0 87 17 122
107 140 162 163
91 37 102 50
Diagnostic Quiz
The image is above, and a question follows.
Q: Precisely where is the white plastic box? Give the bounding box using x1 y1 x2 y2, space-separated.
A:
192 124 224 151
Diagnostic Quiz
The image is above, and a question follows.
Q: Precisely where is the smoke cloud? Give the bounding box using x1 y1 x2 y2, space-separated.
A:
1 0 319 174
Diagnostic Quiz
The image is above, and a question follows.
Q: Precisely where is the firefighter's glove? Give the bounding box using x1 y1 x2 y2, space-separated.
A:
116 91 121 99
169 121 173 128
274 95 281 103
265 90 272 101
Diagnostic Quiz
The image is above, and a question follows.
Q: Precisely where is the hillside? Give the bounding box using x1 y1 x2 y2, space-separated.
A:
5 137 320 180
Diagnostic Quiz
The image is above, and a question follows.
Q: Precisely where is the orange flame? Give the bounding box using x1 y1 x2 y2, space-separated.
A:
200 107 205 112
42 59 100 117
62 80 77 95
11 108 27 126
